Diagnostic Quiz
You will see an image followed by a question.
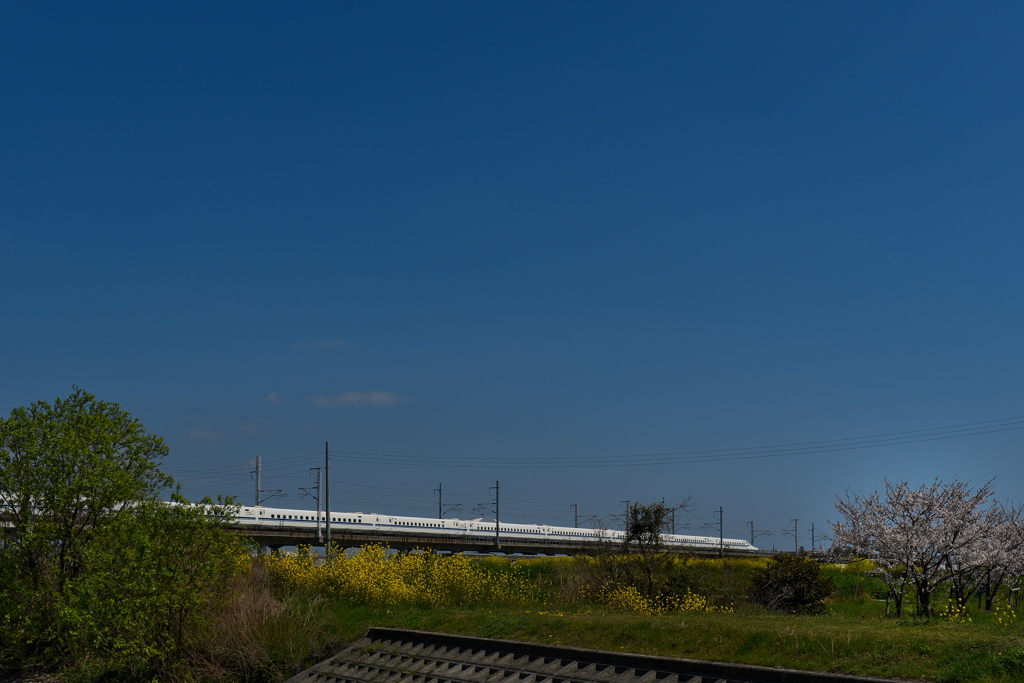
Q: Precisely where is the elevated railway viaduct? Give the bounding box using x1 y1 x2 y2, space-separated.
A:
240 525 768 557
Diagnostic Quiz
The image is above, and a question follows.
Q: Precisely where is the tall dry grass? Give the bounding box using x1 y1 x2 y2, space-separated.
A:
187 559 338 682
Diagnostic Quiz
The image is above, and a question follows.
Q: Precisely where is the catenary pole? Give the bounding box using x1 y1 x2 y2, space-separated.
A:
315 467 323 544
325 442 331 548
490 480 500 550
717 506 724 557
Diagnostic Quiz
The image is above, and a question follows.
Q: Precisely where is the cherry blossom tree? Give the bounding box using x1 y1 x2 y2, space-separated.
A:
953 502 1024 611
830 478 997 617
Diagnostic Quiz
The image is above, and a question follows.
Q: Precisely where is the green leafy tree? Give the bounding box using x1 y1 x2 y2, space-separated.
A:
59 493 248 679
0 388 249 678
0 388 173 659
748 553 835 614
0 388 171 582
622 501 671 554
617 500 691 599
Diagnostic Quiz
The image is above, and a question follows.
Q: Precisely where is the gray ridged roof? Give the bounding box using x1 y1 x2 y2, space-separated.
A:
286 628 899 683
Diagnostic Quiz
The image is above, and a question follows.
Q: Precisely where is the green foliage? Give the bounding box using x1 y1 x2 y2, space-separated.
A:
998 648 1024 676
617 501 679 599
57 495 250 678
622 501 671 553
0 388 171 661
748 554 835 614
0 389 250 680
823 564 888 603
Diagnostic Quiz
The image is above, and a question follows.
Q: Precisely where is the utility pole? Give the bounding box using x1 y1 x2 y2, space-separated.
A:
715 506 724 557
571 505 599 530
810 523 816 554
316 466 323 543
748 521 770 546
299 467 323 543
791 518 799 553
670 508 676 535
325 442 331 549
434 483 462 519
252 456 283 506
488 481 500 550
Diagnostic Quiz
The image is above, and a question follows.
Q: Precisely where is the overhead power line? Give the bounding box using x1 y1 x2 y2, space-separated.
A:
327 415 1024 468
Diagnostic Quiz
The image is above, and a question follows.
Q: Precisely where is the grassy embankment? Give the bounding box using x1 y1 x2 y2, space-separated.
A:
244 546 1024 683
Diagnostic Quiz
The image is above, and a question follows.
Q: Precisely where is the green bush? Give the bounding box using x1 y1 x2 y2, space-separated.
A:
0 389 251 680
747 554 834 614
57 496 250 679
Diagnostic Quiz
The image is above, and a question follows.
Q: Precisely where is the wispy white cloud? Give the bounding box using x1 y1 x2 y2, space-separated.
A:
293 338 346 350
241 423 260 434
307 391 398 407
265 391 282 404
188 427 224 443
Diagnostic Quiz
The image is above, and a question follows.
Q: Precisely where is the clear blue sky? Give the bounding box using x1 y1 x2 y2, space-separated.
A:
4 2 1024 550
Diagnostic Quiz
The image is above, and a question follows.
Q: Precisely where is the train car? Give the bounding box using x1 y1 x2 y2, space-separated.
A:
233 504 758 552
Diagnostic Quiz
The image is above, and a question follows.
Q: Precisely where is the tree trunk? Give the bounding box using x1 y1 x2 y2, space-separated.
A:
916 580 933 618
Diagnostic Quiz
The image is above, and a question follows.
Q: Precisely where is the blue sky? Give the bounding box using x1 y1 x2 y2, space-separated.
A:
4 2 1024 549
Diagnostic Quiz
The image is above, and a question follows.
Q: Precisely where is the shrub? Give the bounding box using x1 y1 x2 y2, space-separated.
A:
57 497 251 679
0 390 260 681
748 554 834 614
264 545 533 608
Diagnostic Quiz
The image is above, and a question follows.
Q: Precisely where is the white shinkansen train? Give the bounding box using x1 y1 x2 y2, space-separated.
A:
229 504 758 552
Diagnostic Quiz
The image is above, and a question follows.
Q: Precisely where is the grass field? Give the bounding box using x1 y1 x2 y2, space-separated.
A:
314 604 1024 682
244 549 1024 683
